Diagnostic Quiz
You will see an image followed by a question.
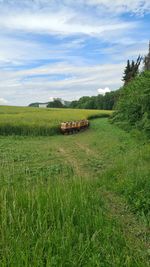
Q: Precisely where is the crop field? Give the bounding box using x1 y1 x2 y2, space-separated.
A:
0 106 111 136
0 108 150 266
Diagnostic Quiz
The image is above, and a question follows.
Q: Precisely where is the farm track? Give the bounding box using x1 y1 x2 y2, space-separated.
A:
58 147 83 177
54 132 150 257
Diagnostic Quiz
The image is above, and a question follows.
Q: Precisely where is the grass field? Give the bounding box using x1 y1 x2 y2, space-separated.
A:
0 106 111 136
0 108 150 266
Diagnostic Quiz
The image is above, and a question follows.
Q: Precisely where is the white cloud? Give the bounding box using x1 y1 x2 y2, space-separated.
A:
86 0 150 15
0 61 123 105
0 62 124 87
0 97 8 105
0 0 139 38
97 87 111 95
49 97 55 101
1 0 149 16
0 12 134 36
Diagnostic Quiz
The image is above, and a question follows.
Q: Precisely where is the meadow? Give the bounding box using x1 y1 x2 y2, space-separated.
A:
0 107 150 266
0 106 111 136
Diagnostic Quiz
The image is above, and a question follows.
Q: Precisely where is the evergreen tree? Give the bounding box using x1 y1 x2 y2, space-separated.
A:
143 41 150 71
122 60 131 85
122 56 142 85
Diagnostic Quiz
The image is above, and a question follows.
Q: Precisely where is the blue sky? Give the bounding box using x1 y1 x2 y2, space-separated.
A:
0 0 149 106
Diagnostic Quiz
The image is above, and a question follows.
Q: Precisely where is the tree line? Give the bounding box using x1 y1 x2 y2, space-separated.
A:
69 91 120 110
29 91 120 110
112 41 150 137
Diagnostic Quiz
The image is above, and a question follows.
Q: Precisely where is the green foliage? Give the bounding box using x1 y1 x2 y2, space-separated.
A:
122 59 131 84
122 56 142 85
69 91 120 110
47 100 64 108
112 71 150 137
29 102 41 107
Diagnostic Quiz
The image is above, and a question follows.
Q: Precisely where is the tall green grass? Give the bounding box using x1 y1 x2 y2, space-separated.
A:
0 165 147 266
88 118 150 221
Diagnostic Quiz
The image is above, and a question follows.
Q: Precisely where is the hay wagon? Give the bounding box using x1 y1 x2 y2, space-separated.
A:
60 119 89 134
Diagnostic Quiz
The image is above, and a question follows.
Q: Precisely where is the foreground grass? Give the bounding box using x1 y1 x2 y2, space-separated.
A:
0 106 111 136
0 118 149 266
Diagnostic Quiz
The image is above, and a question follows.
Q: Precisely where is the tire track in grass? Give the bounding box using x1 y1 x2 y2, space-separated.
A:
55 131 150 259
58 147 86 177
101 191 150 259
75 139 150 257
75 141 96 156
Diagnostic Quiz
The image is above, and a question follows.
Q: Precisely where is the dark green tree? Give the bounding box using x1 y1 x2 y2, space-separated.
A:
47 100 64 108
122 56 142 85
69 100 78 108
122 60 131 85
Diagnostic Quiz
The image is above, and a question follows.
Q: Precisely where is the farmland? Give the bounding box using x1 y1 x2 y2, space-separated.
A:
0 106 111 136
0 107 150 266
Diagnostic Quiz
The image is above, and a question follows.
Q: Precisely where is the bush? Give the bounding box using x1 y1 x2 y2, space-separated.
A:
112 71 150 137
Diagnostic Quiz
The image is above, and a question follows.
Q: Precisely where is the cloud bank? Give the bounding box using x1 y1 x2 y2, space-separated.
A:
0 0 149 105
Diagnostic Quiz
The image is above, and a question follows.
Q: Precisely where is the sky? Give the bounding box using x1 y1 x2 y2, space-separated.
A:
0 0 150 106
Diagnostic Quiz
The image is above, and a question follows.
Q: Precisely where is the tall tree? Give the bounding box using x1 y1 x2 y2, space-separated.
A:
143 41 150 71
122 56 142 85
122 60 131 85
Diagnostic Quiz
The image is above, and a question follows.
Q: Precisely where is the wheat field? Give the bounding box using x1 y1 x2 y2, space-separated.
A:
0 106 112 136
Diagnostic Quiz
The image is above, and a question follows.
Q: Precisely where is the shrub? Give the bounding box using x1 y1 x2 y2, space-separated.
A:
112 71 150 137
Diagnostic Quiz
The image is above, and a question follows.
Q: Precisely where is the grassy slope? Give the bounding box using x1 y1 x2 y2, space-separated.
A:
0 119 150 266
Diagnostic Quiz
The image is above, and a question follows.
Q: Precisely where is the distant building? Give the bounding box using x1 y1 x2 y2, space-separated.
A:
39 103 48 108
29 98 71 108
